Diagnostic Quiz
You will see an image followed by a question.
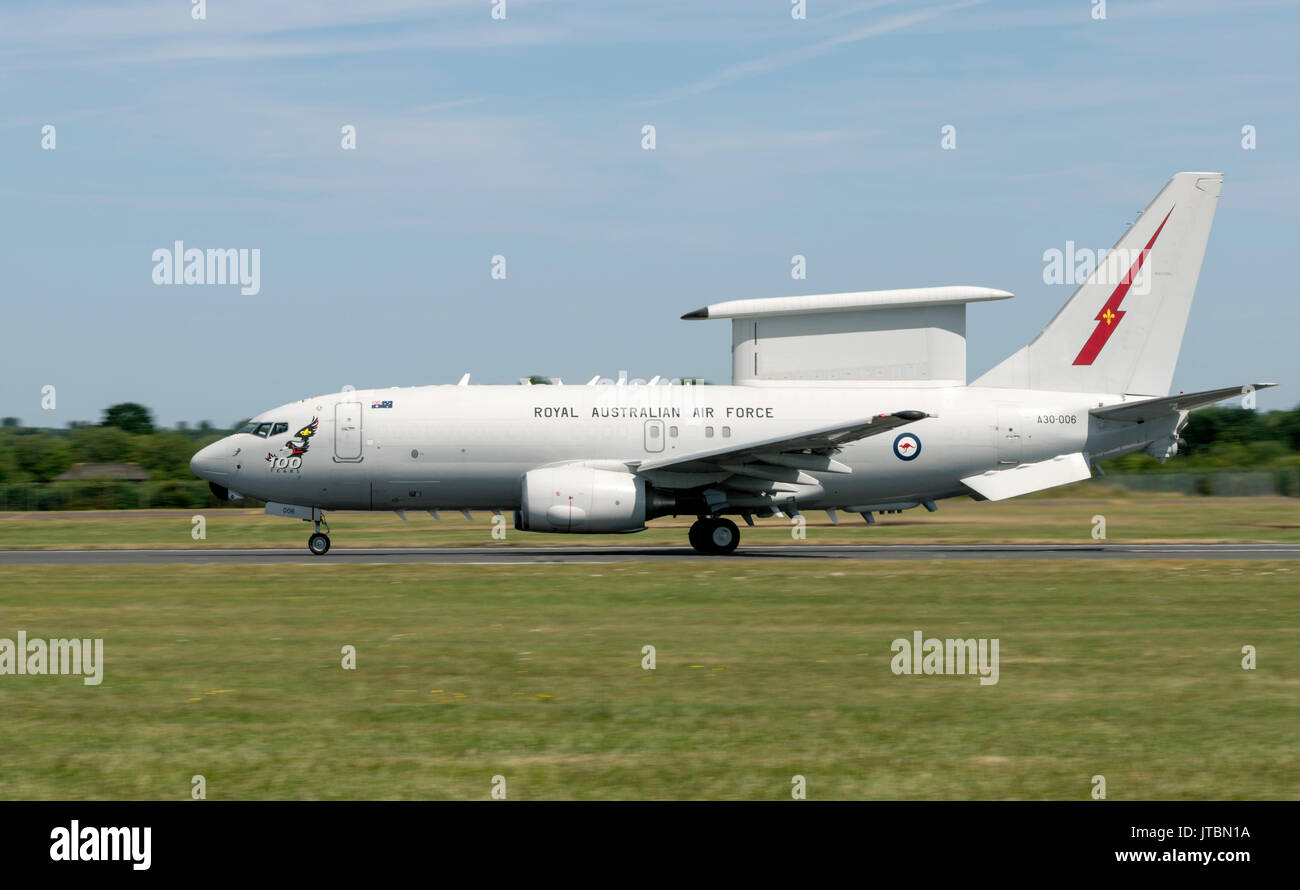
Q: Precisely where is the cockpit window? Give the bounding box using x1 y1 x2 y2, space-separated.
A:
253 423 272 438
238 422 259 435
270 422 288 436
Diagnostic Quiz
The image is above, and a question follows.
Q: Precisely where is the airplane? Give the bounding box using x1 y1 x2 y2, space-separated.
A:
191 172 1274 555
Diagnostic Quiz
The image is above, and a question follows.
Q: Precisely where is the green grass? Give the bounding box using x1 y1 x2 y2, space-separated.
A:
0 561 1296 799
2 492 1300 550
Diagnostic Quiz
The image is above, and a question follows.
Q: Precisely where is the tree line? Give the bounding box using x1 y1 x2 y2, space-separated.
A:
1109 404 1300 471
0 403 231 484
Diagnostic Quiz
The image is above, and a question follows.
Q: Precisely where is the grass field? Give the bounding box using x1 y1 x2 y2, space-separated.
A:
2 493 1300 549
0 560 1296 799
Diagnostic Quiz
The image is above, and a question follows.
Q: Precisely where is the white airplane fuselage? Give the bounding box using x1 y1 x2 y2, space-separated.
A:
192 382 1160 514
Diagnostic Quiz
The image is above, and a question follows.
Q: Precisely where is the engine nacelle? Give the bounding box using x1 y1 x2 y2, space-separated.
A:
517 466 649 533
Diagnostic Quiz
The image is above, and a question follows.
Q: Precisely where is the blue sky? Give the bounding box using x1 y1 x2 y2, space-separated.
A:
2 0 1297 426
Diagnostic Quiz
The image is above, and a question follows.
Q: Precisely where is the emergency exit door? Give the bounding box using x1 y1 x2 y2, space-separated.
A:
644 420 665 453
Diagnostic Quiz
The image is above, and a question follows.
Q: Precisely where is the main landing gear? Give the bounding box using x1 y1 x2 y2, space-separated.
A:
688 517 740 555
307 514 331 556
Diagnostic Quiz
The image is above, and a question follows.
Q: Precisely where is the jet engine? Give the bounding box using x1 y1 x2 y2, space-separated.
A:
517 466 672 533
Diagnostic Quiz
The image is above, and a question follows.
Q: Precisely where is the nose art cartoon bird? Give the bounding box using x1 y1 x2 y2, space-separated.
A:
266 416 319 461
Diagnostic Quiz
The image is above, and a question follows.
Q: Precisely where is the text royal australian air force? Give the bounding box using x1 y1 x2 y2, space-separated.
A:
534 405 775 419
530 377 777 421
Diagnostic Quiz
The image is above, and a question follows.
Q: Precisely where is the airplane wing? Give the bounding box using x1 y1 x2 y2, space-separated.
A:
1091 383 1276 423
633 410 929 489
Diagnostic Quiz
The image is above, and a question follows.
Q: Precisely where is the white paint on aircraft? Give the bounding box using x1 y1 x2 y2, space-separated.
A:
190 173 1275 555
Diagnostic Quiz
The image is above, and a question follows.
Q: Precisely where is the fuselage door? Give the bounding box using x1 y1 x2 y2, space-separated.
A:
644 419 665 453
335 402 363 461
996 405 1022 465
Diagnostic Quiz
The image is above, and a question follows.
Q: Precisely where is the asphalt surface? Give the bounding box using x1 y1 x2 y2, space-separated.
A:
1 543 1298 564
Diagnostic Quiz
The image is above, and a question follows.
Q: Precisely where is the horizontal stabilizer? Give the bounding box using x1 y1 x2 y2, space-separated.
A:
961 453 1091 501
1091 383 1276 423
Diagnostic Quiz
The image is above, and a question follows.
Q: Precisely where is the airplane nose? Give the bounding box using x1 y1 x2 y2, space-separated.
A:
190 441 230 481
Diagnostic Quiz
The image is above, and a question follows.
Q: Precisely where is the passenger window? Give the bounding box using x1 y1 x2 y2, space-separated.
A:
669 426 678 437
254 423 271 438
270 422 288 436
722 426 731 437
649 425 660 439
705 426 714 438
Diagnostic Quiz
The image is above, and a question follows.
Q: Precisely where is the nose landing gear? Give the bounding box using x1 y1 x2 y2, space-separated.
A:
688 517 740 555
307 514 331 556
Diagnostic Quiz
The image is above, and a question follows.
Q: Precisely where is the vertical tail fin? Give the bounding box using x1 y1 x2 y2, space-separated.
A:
974 172 1223 396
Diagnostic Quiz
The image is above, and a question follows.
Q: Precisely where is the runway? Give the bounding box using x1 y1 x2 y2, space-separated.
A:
1 542 1299 564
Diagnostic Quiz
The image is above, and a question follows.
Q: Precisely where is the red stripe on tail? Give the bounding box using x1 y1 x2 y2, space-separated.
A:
1072 207 1173 366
